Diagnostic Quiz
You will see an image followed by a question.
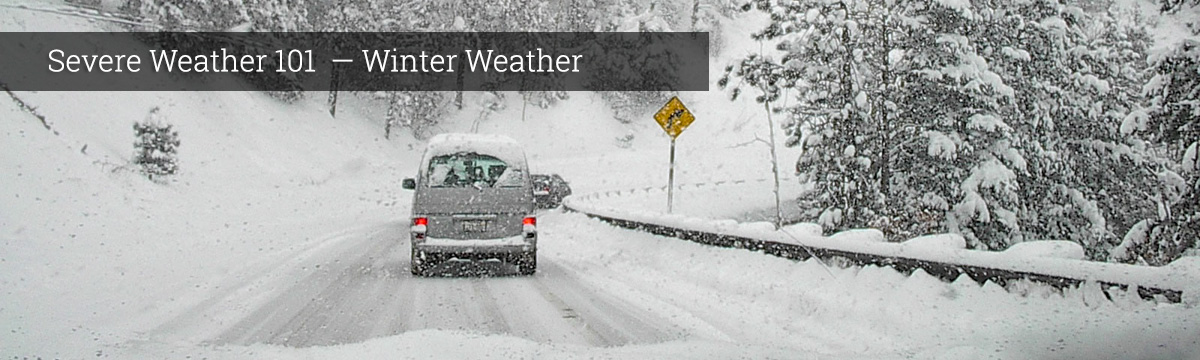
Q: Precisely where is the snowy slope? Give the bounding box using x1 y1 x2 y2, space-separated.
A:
1 86 421 357
2 3 415 356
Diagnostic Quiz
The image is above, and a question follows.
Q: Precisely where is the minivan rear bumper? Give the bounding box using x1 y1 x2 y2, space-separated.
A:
413 234 536 255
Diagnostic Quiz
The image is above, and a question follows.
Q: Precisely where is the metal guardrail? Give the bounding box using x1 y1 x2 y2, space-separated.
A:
564 185 1185 303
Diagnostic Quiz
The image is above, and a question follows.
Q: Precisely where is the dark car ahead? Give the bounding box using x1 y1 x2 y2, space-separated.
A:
531 174 571 209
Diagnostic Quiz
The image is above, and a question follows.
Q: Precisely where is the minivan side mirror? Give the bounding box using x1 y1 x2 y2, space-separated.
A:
402 178 416 190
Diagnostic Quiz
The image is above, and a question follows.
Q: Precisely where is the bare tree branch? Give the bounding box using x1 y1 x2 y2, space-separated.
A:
728 133 771 149
1 80 53 133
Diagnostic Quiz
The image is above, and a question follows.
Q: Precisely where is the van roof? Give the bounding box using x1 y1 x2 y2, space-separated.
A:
425 133 527 166
428 133 522 147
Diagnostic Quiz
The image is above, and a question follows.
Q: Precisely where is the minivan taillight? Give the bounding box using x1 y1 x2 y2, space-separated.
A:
412 217 428 236
523 217 536 238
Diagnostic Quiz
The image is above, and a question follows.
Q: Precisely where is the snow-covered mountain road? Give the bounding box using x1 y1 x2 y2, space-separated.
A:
130 210 1199 359
192 220 691 348
138 210 909 358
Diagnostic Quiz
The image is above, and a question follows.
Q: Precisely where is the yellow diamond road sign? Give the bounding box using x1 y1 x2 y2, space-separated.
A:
654 96 695 139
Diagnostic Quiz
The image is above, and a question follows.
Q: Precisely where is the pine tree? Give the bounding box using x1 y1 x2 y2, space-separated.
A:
312 0 384 32
243 0 311 31
133 107 180 180
1027 4 1158 259
879 2 1018 248
725 0 926 234
1112 0 1200 265
127 0 250 30
519 91 570 110
382 91 449 140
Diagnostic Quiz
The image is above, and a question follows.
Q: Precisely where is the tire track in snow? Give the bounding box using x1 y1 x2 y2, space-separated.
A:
469 278 513 335
529 260 698 346
168 219 699 349
215 227 395 346
151 222 390 343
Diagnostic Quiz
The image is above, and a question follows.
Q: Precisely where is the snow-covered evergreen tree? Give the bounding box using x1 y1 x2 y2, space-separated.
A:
381 91 449 140
312 0 384 31
1112 0 1200 265
133 107 180 180
887 1 1024 249
520 91 570 110
125 0 250 30
726 0 927 235
1023 4 1159 259
243 0 311 31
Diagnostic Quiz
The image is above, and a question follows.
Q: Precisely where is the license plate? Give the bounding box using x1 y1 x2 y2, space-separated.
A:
461 220 488 232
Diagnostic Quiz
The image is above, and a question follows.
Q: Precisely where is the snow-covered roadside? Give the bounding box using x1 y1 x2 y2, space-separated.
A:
0 87 420 358
542 212 1200 360
567 179 1200 302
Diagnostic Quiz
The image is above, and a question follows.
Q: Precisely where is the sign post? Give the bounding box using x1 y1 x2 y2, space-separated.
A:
669 137 676 212
653 96 695 213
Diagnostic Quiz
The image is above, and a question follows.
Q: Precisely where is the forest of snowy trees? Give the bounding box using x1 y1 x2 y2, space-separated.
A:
109 0 1197 266
720 0 1198 265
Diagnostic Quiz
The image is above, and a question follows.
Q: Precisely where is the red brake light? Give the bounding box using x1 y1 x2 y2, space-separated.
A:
523 217 536 226
413 217 428 226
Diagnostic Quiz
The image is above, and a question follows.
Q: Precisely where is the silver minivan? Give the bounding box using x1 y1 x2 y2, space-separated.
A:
402 133 537 276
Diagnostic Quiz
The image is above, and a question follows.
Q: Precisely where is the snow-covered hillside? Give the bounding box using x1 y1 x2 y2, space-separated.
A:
1 75 420 357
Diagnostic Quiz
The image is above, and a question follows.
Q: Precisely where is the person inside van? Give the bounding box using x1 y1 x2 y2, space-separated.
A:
443 170 460 186
472 166 485 181
488 165 506 186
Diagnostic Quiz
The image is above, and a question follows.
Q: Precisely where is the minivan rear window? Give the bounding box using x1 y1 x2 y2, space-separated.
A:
427 151 525 188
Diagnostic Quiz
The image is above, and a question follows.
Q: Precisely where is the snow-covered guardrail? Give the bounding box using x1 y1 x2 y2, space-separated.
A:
563 180 1198 304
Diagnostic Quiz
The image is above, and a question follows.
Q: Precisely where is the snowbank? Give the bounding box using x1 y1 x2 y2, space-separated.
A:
1004 240 1086 260
565 181 1198 302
